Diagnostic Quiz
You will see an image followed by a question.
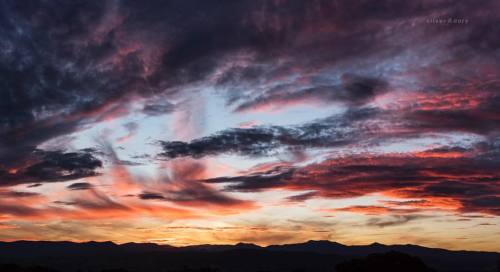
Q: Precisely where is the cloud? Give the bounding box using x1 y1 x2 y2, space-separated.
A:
70 190 129 212
67 182 94 191
53 201 77 206
0 203 41 217
162 181 250 207
142 101 176 116
138 192 166 200
286 192 318 203
1 0 498 179
158 85 500 160
366 215 429 228
331 205 420 215
159 107 377 159
462 197 500 215
0 190 40 198
234 74 388 112
116 122 139 143
202 140 500 215
0 149 102 187
138 183 250 207
401 104 500 135
137 159 256 210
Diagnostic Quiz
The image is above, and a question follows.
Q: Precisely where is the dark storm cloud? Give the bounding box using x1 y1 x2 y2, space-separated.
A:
142 101 176 116
1 0 497 163
1 0 496 113
0 190 39 198
0 0 289 172
234 74 388 112
402 106 500 135
0 149 102 187
202 141 500 215
286 192 319 203
163 182 246 206
138 181 251 207
0 0 146 173
462 197 500 215
159 127 286 159
138 192 166 200
422 181 494 198
159 107 378 159
203 166 295 193
216 1 499 111
135 160 256 208
159 84 500 159
67 182 94 191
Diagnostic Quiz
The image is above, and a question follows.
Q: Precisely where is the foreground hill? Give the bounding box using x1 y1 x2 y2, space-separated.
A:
0 240 498 272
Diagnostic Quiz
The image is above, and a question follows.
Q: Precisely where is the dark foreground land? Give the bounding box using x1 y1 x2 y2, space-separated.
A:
0 240 498 272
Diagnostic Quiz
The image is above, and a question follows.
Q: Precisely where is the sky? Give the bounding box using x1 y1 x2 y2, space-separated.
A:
0 0 499 252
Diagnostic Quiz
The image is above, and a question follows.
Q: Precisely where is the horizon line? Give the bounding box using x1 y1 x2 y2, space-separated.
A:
2 239 499 254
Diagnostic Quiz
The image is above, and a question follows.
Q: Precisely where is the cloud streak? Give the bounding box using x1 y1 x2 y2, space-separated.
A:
203 141 500 215
0 149 102 187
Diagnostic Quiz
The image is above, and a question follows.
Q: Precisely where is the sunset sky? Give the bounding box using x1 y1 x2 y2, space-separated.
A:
0 0 499 252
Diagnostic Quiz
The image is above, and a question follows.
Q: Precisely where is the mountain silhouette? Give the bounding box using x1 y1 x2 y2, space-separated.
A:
0 240 498 272
180 242 262 252
335 251 436 272
267 240 348 253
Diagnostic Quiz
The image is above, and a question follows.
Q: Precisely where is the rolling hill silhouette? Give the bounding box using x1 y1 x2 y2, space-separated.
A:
0 240 498 272
335 251 436 272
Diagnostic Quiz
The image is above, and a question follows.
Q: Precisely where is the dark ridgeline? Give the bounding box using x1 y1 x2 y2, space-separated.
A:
0 240 498 272
335 251 436 272
0 263 58 272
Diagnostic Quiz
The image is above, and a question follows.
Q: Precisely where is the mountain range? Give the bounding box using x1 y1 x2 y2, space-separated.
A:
0 240 498 272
